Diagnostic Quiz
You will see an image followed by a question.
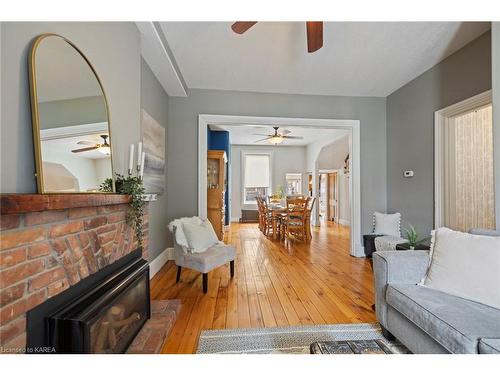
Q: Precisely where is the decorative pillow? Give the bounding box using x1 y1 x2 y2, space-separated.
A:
182 219 219 253
373 212 401 237
423 227 500 309
168 216 203 248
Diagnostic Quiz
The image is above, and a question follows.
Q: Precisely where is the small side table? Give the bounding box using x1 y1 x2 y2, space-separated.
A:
363 234 384 258
395 239 431 250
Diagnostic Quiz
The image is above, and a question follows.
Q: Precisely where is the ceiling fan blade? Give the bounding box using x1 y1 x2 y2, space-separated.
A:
282 135 304 139
71 146 99 153
231 22 257 34
306 21 323 53
254 137 272 143
77 140 97 146
252 133 273 137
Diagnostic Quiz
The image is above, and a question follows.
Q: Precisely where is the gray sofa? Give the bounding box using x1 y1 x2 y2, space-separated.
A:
374 245 500 354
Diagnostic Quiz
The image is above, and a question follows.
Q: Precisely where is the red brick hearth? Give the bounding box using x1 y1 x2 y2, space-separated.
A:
0 194 149 353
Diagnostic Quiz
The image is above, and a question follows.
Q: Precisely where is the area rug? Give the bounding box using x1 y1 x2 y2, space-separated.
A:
196 323 410 354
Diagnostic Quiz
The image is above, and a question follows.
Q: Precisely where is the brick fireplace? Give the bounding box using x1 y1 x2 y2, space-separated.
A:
0 194 149 353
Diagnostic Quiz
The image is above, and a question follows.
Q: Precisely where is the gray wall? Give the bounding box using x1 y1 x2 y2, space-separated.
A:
39 96 107 129
167 89 387 245
386 31 492 236
140 58 169 260
1 22 141 193
317 135 350 170
230 144 307 221
493 24 500 231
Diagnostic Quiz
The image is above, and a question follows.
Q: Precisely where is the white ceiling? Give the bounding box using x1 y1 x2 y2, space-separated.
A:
210 124 349 146
159 22 490 97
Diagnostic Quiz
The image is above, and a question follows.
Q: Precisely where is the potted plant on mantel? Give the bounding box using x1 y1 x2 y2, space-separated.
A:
100 174 146 246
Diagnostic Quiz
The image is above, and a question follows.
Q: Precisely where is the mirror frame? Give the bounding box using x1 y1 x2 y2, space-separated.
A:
28 33 114 194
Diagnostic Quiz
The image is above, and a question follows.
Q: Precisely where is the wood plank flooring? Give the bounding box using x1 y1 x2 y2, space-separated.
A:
150 221 376 354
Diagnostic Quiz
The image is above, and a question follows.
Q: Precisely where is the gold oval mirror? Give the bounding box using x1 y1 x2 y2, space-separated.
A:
29 34 114 193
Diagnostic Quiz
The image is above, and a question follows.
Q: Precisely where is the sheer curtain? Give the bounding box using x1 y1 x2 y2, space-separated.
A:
445 104 495 232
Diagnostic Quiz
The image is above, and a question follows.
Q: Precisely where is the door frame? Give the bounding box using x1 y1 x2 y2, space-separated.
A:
198 114 363 257
434 90 492 228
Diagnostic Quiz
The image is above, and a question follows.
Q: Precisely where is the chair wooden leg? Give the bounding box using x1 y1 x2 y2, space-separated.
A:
230 260 235 278
202 273 208 294
176 266 182 283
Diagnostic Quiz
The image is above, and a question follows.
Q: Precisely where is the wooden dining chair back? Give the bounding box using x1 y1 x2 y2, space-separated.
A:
256 196 264 232
258 196 274 236
284 197 308 241
305 197 316 240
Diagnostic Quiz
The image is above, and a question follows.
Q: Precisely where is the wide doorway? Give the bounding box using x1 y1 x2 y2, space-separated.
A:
198 114 363 257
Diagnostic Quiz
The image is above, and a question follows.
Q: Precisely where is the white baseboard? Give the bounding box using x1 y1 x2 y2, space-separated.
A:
149 247 174 279
338 219 351 226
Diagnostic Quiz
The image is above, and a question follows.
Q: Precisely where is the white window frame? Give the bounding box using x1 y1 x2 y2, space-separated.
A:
285 173 303 195
241 151 273 206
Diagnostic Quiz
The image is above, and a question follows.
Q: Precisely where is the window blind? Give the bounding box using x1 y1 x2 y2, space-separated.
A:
244 154 270 188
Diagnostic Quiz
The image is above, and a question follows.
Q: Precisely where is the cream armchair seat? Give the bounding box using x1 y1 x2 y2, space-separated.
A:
169 218 235 293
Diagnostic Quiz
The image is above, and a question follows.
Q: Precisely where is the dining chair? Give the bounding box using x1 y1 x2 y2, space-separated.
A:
305 197 316 240
283 197 308 241
259 197 274 236
256 196 264 232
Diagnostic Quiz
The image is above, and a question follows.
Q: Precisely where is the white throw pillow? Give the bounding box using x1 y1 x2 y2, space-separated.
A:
423 227 500 309
168 216 203 248
182 219 219 253
373 212 401 237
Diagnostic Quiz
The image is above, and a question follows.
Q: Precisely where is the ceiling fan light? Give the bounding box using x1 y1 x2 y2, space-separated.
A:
98 146 111 156
268 136 284 145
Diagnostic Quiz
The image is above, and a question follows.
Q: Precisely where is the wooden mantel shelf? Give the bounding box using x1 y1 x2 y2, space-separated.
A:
1 194 131 215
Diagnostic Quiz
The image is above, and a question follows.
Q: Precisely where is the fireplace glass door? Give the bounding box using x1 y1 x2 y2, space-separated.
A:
89 273 149 353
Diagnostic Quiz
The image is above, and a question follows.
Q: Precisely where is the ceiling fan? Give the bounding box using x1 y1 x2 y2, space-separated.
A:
231 21 323 53
71 134 110 155
253 126 304 145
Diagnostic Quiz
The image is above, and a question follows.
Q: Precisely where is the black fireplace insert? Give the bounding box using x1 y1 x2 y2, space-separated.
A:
26 248 151 353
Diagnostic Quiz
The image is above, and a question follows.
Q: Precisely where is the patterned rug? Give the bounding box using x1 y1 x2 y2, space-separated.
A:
196 323 410 354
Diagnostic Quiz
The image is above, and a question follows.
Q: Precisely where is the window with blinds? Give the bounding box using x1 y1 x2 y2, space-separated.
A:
444 104 495 232
243 154 270 204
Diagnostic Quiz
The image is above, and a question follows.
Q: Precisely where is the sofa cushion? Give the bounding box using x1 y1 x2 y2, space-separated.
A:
179 244 235 273
423 227 500 309
478 339 500 354
386 284 500 353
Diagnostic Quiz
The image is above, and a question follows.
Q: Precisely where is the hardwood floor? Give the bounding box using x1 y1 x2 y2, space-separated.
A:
150 221 376 354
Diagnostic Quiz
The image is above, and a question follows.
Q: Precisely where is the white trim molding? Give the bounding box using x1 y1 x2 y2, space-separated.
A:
434 90 492 228
338 219 351 226
198 114 364 257
149 247 174 279
136 22 188 97
40 122 108 140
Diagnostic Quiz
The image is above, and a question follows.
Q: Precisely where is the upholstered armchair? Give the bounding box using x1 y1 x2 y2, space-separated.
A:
171 223 235 294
